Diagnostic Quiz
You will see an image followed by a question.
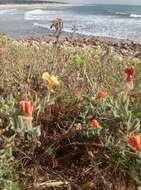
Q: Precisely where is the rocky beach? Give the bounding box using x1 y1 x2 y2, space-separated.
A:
17 34 141 58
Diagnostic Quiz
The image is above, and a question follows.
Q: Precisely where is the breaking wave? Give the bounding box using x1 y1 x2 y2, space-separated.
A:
0 9 17 14
130 14 141 18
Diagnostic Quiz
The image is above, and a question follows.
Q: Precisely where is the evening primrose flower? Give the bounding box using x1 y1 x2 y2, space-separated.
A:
42 72 60 89
128 135 141 151
19 101 33 118
89 119 101 129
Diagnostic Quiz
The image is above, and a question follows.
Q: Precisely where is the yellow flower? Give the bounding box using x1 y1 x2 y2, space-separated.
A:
42 72 60 88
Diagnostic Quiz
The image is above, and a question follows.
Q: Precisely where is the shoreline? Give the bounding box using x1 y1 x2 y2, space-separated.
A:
0 3 79 8
15 32 141 46
2 33 140 58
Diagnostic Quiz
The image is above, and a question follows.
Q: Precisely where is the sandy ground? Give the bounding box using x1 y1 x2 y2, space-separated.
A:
0 3 79 9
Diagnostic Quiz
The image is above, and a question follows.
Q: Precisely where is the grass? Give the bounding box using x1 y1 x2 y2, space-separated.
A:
0 34 141 189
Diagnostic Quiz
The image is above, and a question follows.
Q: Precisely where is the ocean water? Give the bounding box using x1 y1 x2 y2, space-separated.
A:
0 4 141 41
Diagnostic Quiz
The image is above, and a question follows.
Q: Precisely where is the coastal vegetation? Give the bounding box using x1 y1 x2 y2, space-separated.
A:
0 34 141 190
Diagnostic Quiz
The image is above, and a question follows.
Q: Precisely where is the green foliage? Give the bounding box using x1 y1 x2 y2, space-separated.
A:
74 54 86 69
0 35 141 188
14 116 40 138
4 181 23 190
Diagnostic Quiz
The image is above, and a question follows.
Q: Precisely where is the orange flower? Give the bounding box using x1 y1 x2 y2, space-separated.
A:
19 101 33 117
89 119 101 129
98 91 108 101
128 135 141 151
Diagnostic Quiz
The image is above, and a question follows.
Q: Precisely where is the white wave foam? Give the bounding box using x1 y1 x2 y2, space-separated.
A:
115 12 128 16
130 14 141 18
24 8 75 21
25 9 63 21
34 22 76 34
34 22 49 29
27 9 46 15
25 9 47 20
0 9 17 14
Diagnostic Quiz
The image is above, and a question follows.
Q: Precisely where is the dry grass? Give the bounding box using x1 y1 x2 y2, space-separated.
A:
0 34 141 190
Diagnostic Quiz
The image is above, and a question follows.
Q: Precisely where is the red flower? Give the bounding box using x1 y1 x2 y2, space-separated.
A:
19 101 33 117
125 67 134 76
127 74 133 83
128 135 141 151
125 67 134 89
89 119 101 129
